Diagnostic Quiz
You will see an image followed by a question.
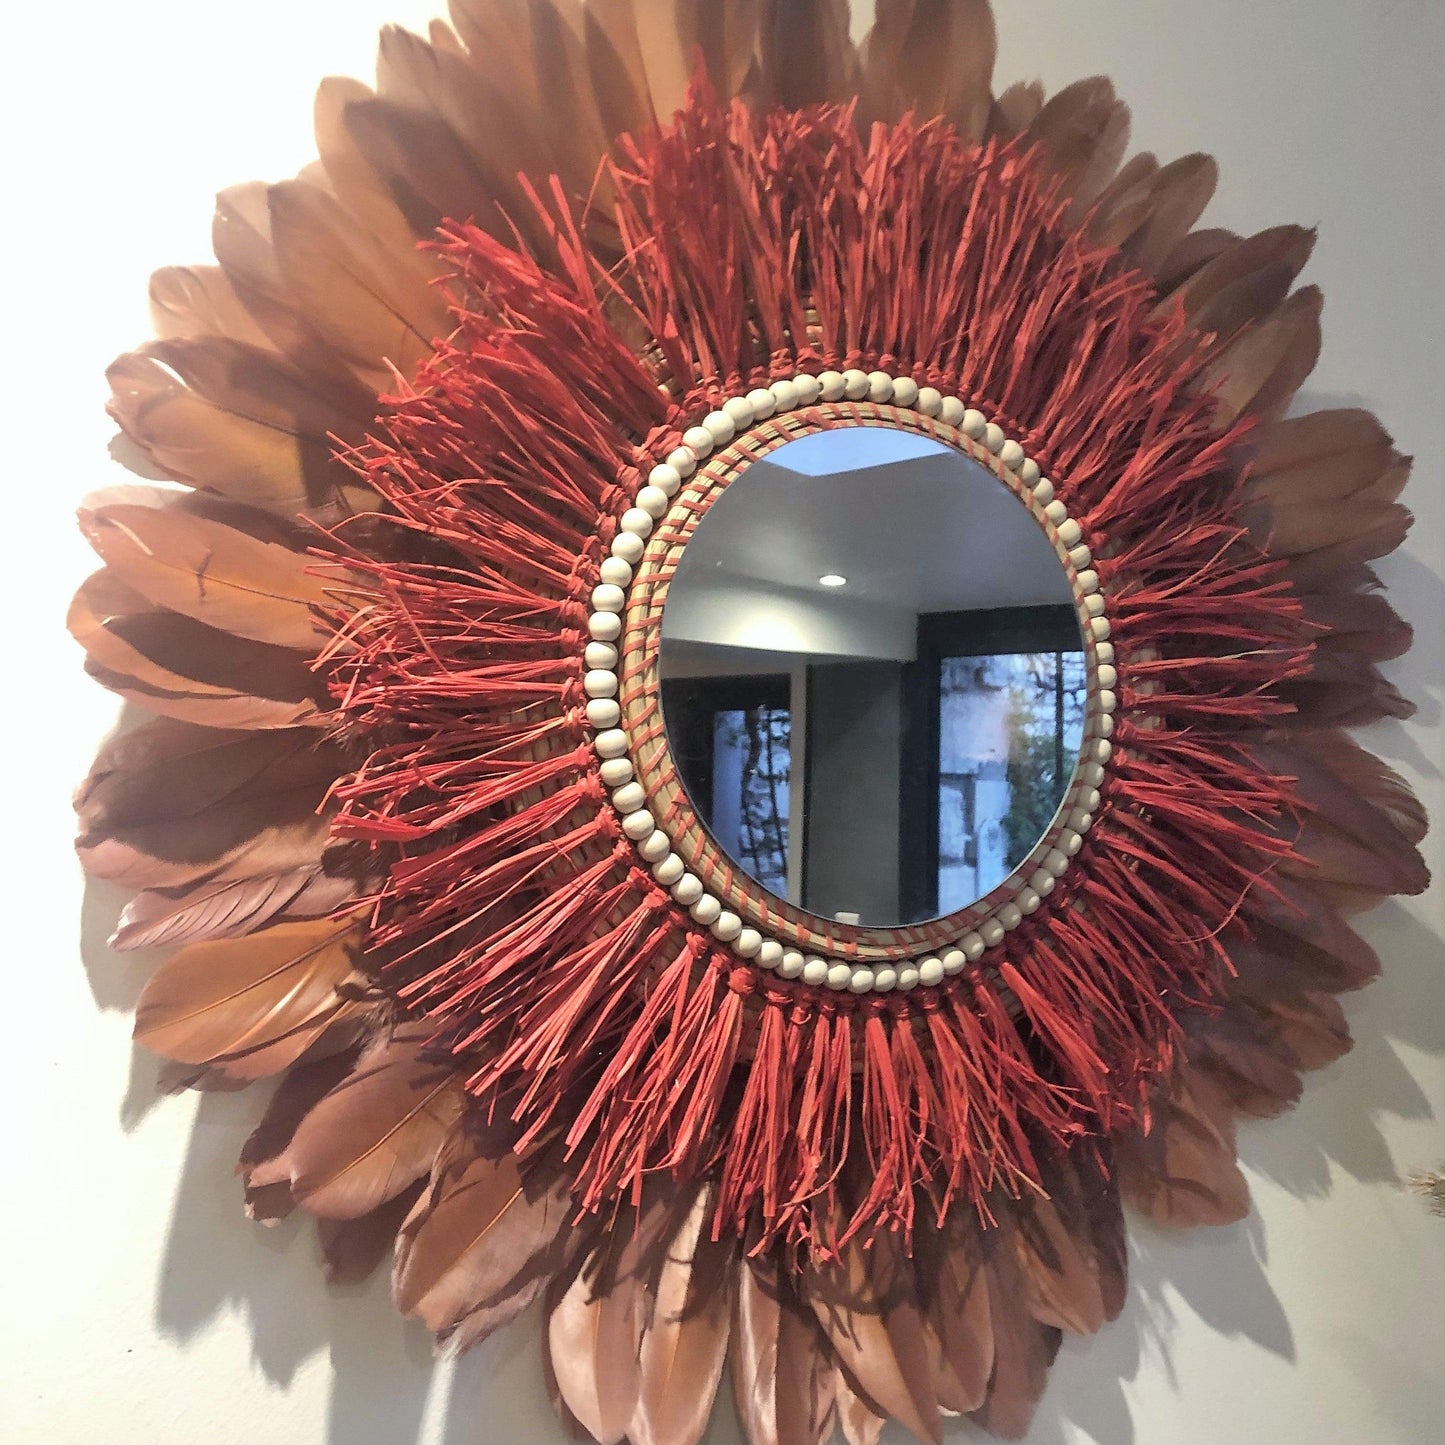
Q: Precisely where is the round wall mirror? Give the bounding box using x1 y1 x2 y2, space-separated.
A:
657 426 1086 928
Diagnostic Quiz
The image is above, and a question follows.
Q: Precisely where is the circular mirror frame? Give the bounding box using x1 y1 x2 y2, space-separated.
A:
588 375 1114 990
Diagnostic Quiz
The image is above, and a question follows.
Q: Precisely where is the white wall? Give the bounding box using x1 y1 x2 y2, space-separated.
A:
3 3 1441 1443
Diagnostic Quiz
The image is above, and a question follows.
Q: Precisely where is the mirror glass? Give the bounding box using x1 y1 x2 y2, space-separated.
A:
658 427 1085 927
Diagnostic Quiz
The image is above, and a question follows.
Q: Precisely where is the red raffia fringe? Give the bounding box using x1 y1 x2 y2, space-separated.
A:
316 92 1312 1258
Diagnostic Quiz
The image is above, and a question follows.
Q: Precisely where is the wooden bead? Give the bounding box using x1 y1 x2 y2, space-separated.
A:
1059 828 1083 857
1082 787 1102 812
591 583 625 612
1083 592 1106 617
1092 737 1114 764
666 446 696 477
866 370 893 401
792 373 822 405
997 902 1023 930
598 756 632 788
980 918 1005 946
818 370 846 401
584 669 618 699
1097 688 1117 713
711 910 743 942
872 965 898 992
1075 569 1100 594
1069 544 1093 569
847 967 874 993
1030 870 1055 896
622 809 655 841
757 939 783 968
610 780 644 812
939 396 966 426
802 956 828 985
916 386 943 417
585 698 620 727
1057 518 1083 548
672 872 704 905
1094 641 1115 665
1019 458 1041 486
702 411 735 444
1068 809 1093 834
891 376 919 407
598 558 632 589
961 932 986 960
588 611 622 643
1096 663 1117 689
594 729 628 758
690 895 722 925
778 949 805 979
635 485 669 518
611 531 645 564
649 463 682 495
722 395 755 428
983 421 1006 454
746 387 777 419
918 956 945 986
651 853 684 885
1095 713 1115 737
734 928 763 958
897 964 921 991
639 829 671 863
1089 615 1111 642
941 948 966 975
1017 888 1041 914
584 641 619 670
768 379 799 411
683 425 714 454
999 439 1025 469
1080 761 1106 787
1043 848 1070 877
619 507 653 538
1032 476 1055 504
842 368 869 399
826 962 852 990
1044 499 1069 525
957 407 985 438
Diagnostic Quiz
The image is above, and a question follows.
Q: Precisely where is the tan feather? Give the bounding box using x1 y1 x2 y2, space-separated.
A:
914 1218 993 1414
1115 1067 1250 1228
149 265 274 348
1188 1004 1305 1119
803 1228 942 1445
1153 226 1240 293
1012 1162 1108 1336
75 595 329 732
1087 150 1161 249
1167 225 1316 328
629 1187 736 1445
133 913 366 1078
1022 78 1131 211
730 1255 838 1445
1204 286 1323 423
1116 153 1219 277
317 1183 424 1284
393 1128 573 1341
988 80 1043 140
78 498 350 651
862 1 997 142
548 1195 683 1445
760 0 859 110
833 1369 886 1445
246 1022 465 1219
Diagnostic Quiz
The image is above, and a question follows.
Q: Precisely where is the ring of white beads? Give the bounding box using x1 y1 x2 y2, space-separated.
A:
582 368 1116 993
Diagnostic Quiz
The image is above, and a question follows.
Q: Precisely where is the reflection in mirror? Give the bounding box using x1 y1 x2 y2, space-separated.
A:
658 427 1085 927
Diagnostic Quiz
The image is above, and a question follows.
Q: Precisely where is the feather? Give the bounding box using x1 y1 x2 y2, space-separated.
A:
914 1218 993 1414
803 1228 942 1445
730 1255 837 1445
833 1370 887 1445
133 913 367 1079
969 1225 1059 1440
1203 286 1323 423
760 0 858 110
78 496 351 651
1153 226 1239 293
1301 588 1411 662
1167 224 1316 331
105 344 373 521
548 1194 684 1445
1022 78 1131 210
1186 1005 1304 1119
1290 730 1429 846
69 570 324 724
1013 1156 1110 1336
1278 647 1416 728
629 1187 736 1445
862 1 997 142
246 1022 465 1219
75 718 342 881
393 1128 573 1341
988 80 1042 140
149 265 274 348
111 864 359 951
1116 153 1219 277
1114 1067 1250 1228
317 1183 424 1284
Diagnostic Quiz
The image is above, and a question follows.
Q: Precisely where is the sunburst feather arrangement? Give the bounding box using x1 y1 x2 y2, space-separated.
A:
73 3 1428 1442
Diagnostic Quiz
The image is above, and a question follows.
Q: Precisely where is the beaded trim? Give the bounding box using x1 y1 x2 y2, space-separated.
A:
582 369 1114 992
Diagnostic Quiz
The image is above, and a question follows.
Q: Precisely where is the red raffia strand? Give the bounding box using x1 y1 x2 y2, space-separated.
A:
314 91 1313 1258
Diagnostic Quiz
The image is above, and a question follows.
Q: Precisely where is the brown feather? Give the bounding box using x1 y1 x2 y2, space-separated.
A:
1204 286 1323 423
247 1022 465 1219
1116 153 1219 277
394 1128 573 1343
1186 1005 1304 1119
1153 226 1240 293
77 497 350 651
1115 1067 1251 1228
1023 78 1130 210
861 1 996 142
730 1255 837 1445
833 1369 886 1445
1168 224 1316 325
987 80 1043 141
803 1228 943 1445
149 265 274 348
760 0 858 110
317 1184 424 1285
1278 647 1416 728
133 914 366 1078
629 1187 736 1445
914 1217 993 1414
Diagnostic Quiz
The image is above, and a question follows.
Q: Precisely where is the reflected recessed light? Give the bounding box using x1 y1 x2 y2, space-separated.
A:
819 574 847 587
